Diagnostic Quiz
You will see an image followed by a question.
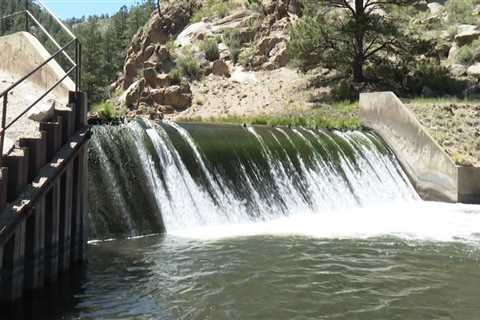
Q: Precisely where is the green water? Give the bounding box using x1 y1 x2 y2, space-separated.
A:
4 234 480 320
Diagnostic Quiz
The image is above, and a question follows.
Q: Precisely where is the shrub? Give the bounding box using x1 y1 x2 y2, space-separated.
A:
331 81 358 101
456 45 474 65
200 38 220 61
408 63 467 96
92 101 120 121
168 68 182 85
177 50 201 79
446 0 474 24
238 46 256 68
223 29 242 63
191 0 236 22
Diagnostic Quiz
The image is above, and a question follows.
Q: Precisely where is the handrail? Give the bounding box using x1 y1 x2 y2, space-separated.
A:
26 11 76 66
36 0 76 40
0 0 81 165
0 38 77 98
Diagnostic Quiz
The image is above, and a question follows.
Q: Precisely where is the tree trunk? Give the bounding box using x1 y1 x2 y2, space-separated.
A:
353 0 365 83
352 55 364 82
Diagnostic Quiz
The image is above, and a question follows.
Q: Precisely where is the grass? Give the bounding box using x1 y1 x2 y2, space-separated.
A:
405 97 480 106
177 101 361 130
91 101 122 121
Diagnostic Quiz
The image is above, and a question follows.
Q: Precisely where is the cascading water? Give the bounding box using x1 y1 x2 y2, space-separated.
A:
88 119 419 239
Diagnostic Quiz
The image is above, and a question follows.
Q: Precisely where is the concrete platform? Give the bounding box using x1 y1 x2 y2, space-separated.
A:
360 92 480 204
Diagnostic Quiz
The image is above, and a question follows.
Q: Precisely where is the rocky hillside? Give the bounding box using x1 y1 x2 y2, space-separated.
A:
92 0 480 124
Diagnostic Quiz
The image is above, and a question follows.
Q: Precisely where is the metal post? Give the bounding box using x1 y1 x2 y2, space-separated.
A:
0 93 8 167
75 40 79 92
25 0 29 32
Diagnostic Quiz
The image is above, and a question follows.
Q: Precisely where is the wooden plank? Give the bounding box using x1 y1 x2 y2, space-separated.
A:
1 150 29 302
0 128 90 246
58 164 73 273
19 135 48 290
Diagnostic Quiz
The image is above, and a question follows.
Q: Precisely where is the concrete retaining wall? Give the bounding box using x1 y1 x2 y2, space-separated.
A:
0 32 74 98
360 92 480 204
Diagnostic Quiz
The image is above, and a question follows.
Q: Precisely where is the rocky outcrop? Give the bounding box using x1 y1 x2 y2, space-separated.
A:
120 1 198 90
454 25 480 47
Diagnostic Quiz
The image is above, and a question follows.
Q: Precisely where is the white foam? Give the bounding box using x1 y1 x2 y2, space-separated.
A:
170 201 480 244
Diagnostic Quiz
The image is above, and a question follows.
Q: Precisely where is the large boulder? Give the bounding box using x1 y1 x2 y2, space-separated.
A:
212 59 230 77
450 64 467 77
269 42 288 67
427 2 443 16
119 1 197 89
455 25 480 46
175 22 213 47
467 63 480 77
256 37 285 56
151 84 192 109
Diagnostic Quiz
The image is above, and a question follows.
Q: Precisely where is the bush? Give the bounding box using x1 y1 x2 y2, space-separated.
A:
238 47 256 68
168 68 182 85
92 101 120 121
191 0 236 22
457 45 474 65
408 63 467 96
446 0 474 24
200 38 220 61
177 50 201 79
223 29 242 63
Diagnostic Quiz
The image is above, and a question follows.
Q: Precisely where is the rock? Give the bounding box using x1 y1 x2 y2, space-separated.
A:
163 84 192 109
447 44 459 64
143 68 158 87
175 22 213 47
450 64 467 77
467 63 480 76
435 42 451 59
212 60 230 77
123 58 138 90
231 67 257 83
427 2 443 16
157 73 170 87
270 42 289 67
121 80 144 107
413 0 429 11
27 98 56 122
256 37 284 56
252 55 268 67
455 25 480 46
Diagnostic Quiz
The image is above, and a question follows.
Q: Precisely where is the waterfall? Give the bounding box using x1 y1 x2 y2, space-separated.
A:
88 119 418 240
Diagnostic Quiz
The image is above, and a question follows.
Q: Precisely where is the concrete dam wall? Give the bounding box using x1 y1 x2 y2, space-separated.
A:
360 92 480 204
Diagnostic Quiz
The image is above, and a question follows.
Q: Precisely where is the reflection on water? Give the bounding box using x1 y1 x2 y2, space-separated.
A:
3 232 480 320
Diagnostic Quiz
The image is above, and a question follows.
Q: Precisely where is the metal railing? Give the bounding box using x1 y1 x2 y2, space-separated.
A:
0 0 81 165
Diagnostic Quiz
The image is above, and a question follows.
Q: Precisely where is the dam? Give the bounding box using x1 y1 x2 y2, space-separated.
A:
1 1 480 319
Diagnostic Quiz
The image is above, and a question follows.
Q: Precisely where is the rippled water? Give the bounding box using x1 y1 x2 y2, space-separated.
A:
4 202 480 320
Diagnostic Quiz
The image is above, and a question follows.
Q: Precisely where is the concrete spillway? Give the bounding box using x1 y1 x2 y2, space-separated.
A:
88 119 419 240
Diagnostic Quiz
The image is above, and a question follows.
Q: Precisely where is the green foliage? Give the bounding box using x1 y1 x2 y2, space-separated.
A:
223 29 242 63
331 81 358 102
288 15 325 69
200 38 220 61
191 0 236 22
168 68 182 85
92 101 120 120
177 50 201 79
177 108 361 130
457 46 474 65
408 63 467 97
446 0 474 24
239 46 256 68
